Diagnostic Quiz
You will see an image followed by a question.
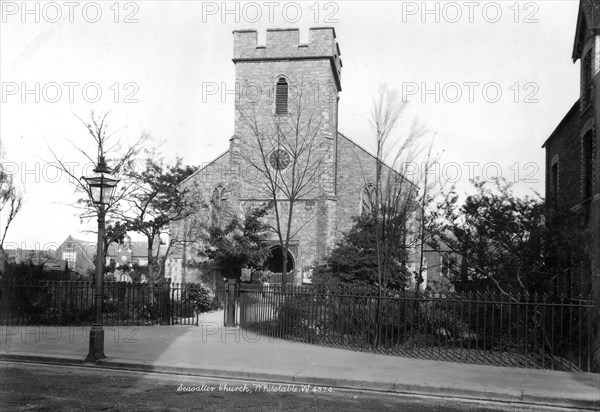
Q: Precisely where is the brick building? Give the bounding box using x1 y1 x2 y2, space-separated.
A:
55 235 95 276
419 247 458 293
106 235 167 269
166 28 416 285
542 0 600 297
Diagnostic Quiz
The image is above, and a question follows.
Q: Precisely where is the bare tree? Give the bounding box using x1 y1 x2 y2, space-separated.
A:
365 86 447 294
365 86 425 292
48 111 145 261
238 87 334 283
0 150 23 249
414 138 448 290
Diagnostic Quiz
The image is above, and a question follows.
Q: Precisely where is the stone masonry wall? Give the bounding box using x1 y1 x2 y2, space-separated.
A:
334 133 410 239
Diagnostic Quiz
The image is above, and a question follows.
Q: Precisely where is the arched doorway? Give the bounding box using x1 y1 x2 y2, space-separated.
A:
265 246 295 274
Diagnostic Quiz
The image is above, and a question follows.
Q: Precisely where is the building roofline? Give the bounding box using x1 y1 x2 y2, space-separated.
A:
337 131 419 190
572 0 600 61
61 235 95 246
541 100 580 148
232 27 337 37
179 150 229 186
178 132 418 191
573 2 585 61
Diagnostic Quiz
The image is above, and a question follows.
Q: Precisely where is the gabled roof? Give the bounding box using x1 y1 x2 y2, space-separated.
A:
337 131 419 190
180 150 229 186
180 131 418 190
61 234 95 247
573 0 600 61
541 100 580 148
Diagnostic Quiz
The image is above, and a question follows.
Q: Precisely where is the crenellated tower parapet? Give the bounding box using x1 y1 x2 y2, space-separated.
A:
232 27 342 90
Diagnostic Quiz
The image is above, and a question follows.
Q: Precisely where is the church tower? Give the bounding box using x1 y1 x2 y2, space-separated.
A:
231 28 341 192
230 28 343 273
232 28 341 133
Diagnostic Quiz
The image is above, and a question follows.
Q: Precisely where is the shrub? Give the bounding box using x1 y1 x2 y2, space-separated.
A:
275 294 316 341
184 284 212 313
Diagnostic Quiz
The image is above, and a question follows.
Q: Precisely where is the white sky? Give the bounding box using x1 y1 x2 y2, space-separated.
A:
0 1 581 249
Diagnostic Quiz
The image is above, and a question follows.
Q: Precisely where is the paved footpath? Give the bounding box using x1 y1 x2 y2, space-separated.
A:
1 310 598 410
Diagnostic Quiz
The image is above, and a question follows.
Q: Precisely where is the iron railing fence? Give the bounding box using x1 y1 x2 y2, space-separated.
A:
238 284 596 372
0 281 207 326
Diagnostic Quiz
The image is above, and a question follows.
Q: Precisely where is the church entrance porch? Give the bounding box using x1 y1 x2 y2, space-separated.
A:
261 245 296 284
265 246 295 273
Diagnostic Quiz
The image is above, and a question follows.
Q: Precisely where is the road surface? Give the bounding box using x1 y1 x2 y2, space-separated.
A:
0 361 573 411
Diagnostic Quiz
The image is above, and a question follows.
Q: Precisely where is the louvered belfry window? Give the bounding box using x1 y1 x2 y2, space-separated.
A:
275 77 288 114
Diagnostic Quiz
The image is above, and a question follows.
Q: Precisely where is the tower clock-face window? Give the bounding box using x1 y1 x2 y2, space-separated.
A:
269 149 291 170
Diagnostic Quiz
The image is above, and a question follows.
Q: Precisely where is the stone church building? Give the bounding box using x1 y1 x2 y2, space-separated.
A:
166 28 412 285
542 0 600 298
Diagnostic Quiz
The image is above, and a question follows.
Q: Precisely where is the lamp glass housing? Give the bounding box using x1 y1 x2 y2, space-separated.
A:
84 171 119 205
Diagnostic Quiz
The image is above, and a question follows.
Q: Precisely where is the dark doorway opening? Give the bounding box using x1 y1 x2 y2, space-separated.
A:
265 246 295 273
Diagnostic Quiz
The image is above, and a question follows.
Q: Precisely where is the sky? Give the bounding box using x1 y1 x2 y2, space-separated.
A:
0 0 582 249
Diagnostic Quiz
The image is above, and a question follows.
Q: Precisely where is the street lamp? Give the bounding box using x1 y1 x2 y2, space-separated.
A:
82 156 119 362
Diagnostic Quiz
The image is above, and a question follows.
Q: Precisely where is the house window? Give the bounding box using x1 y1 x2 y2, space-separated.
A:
62 251 76 267
360 184 375 216
275 77 288 115
583 131 594 199
441 253 450 276
551 161 559 205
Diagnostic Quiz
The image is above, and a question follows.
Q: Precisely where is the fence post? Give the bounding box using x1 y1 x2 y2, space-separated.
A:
225 278 238 327
160 278 171 325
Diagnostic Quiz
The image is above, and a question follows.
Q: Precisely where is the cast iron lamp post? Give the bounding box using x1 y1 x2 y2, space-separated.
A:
82 156 119 362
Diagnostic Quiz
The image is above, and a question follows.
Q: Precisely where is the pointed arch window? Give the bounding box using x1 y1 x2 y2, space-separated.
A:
275 77 288 115
211 185 229 223
360 184 376 216
211 185 228 208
